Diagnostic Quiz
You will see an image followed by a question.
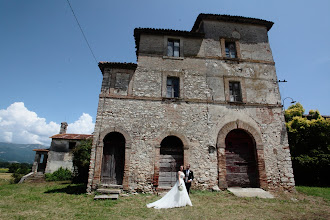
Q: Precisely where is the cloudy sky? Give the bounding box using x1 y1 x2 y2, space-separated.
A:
1 0 329 146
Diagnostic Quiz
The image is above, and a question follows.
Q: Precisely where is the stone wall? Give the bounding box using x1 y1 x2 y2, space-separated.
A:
45 139 76 173
88 96 294 192
87 15 295 193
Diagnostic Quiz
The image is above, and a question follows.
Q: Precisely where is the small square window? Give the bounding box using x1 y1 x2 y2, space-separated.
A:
167 39 180 57
225 42 237 58
166 77 180 98
69 142 76 150
229 82 242 102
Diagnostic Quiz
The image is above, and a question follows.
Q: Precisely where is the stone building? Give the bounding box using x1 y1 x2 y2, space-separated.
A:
45 122 93 173
87 14 295 193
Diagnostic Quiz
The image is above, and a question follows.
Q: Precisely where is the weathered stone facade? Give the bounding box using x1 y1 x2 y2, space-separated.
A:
45 130 92 173
87 14 295 193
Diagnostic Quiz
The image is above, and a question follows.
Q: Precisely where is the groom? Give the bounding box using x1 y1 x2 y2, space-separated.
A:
184 164 194 194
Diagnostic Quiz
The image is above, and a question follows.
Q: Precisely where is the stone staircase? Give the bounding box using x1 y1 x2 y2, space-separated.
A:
19 172 46 183
94 184 123 200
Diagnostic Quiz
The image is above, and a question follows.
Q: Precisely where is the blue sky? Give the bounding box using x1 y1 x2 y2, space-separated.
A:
0 0 329 145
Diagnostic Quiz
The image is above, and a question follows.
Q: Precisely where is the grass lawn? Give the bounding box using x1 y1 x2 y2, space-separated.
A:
0 168 9 173
296 186 330 201
0 172 12 186
0 180 329 220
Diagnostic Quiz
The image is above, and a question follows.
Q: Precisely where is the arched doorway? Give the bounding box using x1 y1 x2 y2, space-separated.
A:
159 136 183 188
101 132 125 185
225 129 259 187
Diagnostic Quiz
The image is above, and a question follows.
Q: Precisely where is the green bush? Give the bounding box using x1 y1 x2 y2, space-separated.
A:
285 103 330 186
72 139 92 183
45 167 72 181
9 163 32 183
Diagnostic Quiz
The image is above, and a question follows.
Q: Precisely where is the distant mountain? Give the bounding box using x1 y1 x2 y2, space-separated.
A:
0 142 49 163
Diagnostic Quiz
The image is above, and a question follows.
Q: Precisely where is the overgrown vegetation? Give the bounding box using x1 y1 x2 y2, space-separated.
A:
0 161 11 168
72 139 92 183
0 181 329 220
285 103 330 186
45 167 72 181
6 163 32 183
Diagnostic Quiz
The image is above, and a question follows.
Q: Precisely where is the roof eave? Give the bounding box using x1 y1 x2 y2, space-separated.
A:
191 13 274 32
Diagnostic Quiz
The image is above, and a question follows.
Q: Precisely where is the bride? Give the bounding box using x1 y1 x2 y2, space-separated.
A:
147 165 192 209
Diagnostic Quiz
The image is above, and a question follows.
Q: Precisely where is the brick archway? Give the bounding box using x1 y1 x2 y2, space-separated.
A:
91 126 132 191
153 131 189 188
216 120 267 189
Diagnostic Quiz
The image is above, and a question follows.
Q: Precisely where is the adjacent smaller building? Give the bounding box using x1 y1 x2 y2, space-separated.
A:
45 133 93 173
32 122 93 174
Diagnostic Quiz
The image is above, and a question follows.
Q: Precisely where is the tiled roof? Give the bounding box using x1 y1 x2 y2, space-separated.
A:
98 62 137 73
134 28 204 38
50 134 93 140
33 149 49 152
191 13 274 32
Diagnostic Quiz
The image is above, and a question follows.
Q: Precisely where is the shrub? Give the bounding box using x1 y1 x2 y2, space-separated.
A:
285 103 330 186
9 163 32 183
45 167 72 181
72 139 92 183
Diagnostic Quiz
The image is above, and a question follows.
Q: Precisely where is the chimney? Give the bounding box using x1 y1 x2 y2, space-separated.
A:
60 122 68 134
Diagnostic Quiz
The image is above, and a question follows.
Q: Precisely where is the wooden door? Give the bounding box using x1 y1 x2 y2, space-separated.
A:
101 132 125 185
225 129 258 187
158 136 183 188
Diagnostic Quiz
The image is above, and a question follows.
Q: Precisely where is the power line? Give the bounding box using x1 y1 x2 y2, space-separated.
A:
66 0 98 64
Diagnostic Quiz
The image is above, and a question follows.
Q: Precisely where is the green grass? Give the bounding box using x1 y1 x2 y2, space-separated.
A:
0 182 329 220
296 186 330 201
0 168 9 173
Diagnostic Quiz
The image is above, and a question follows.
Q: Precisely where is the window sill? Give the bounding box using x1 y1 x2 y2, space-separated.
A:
162 97 182 102
162 56 184 60
223 57 240 62
227 101 245 105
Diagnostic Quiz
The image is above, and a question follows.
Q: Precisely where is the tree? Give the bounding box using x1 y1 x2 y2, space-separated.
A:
284 102 304 122
72 139 92 183
8 163 32 183
285 103 330 186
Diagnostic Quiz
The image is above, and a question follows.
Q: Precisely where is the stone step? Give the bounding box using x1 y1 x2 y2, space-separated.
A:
96 188 121 194
99 184 123 189
227 187 275 199
94 194 119 200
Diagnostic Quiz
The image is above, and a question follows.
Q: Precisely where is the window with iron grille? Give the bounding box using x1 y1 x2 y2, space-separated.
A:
167 39 180 57
229 81 242 102
166 77 180 98
225 42 237 58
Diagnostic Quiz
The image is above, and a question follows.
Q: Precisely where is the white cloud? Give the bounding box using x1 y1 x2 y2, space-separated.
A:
0 102 95 146
67 113 94 134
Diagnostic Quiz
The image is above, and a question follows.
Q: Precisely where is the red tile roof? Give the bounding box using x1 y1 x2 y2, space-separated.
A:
33 149 49 152
50 134 93 140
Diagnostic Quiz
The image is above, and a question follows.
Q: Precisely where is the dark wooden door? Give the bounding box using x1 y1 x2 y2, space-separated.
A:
158 136 183 188
225 129 258 187
101 132 125 185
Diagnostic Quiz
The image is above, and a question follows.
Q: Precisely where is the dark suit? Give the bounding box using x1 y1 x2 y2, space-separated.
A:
184 169 194 194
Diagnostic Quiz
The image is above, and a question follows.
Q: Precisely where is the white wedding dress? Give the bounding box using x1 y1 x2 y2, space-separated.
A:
147 172 192 209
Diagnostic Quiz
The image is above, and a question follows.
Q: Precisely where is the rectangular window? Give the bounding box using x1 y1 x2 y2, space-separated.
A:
166 77 180 98
225 42 237 58
69 142 76 150
229 82 242 102
167 39 180 57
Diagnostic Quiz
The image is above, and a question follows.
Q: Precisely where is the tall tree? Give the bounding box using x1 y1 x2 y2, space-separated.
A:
285 103 330 186
72 139 92 184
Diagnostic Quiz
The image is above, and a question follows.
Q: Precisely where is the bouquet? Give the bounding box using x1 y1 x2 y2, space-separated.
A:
178 183 183 191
